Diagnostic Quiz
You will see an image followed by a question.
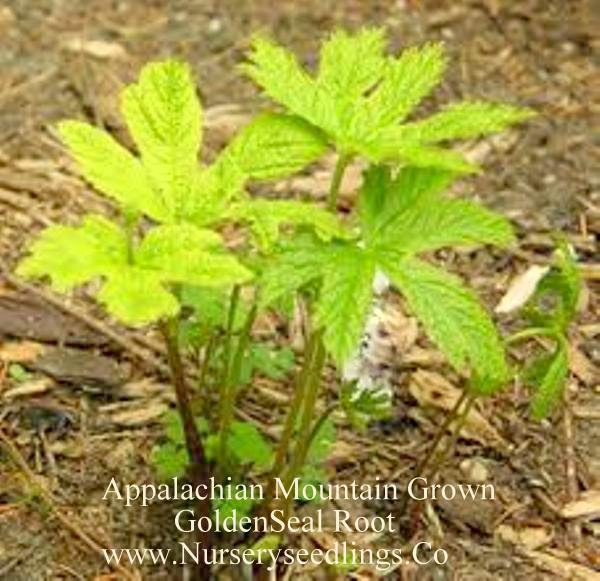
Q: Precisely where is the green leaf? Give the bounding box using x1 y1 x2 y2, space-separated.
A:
228 198 347 250
315 245 375 365
395 101 536 143
525 241 581 332
227 421 273 470
151 442 189 480
136 223 253 288
57 121 169 221
369 167 515 253
180 286 229 329
121 60 202 218
241 36 336 133
259 234 331 308
341 381 392 430
381 255 508 392
98 268 180 325
363 42 447 128
217 113 327 183
250 344 295 380
318 28 386 100
213 494 256 521
363 136 479 173
306 417 336 465
17 215 127 292
527 345 569 420
360 165 455 240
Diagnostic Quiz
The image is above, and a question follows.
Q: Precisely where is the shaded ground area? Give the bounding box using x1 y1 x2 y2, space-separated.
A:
0 1 598 580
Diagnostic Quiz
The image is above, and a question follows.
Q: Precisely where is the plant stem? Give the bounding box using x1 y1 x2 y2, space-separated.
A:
197 330 217 418
282 333 326 516
413 390 470 479
505 327 557 345
304 403 337 456
326 154 350 212
217 285 242 476
160 317 212 579
396 389 470 517
424 393 477 481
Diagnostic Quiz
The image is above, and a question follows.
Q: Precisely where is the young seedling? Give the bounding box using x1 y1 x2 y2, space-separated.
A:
243 27 534 506
508 241 582 419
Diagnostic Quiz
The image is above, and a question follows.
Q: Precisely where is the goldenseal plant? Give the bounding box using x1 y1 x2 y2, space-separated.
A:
244 27 534 496
16 26 540 576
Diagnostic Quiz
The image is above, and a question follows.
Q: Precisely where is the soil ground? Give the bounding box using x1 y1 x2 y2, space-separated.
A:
0 1 598 580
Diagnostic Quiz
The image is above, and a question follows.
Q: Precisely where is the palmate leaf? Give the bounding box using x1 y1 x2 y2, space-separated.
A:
57 122 169 221
121 60 202 218
227 199 348 250
381 254 508 392
19 219 252 325
243 30 532 172
17 215 127 292
315 245 375 365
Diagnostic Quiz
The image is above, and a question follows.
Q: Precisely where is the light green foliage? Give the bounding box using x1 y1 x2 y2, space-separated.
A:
525 347 569 420
518 242 581 418
152 412 272 483
363 166 514 251
227 198 347 250
19 217 250 325
525 242 581 333
121 60 202 219
217 113 327 183
243 29 533 170
226 421 273 470
17 216 127 292
20 58 335 326
395 101 535 143
245 344 295 381
258 234 331 308
261 164 512 384
382 256 508 392
58 121 168 221
318 28 386 101
316 245 375 366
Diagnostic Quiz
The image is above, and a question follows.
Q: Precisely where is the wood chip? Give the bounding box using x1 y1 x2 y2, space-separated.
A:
495 265 550 313
409 370 511 451
560 490 600 520
104 399 169 427
496 524 553 550
2 378 54 399
62 38 127 59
